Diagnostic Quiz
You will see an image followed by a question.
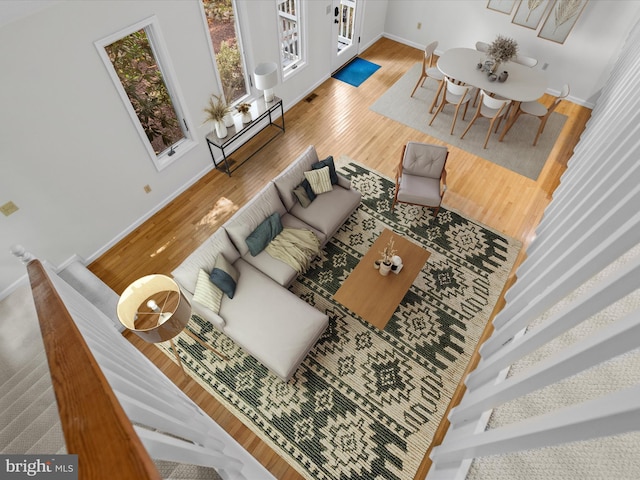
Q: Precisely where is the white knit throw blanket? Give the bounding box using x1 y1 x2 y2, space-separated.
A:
265 228 320 274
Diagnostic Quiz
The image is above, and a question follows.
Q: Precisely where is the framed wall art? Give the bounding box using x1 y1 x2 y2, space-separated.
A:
512 0 555 30
538 0 588 44
487 0 517 15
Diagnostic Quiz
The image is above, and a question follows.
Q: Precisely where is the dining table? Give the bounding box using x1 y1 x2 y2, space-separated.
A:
432 47 548 141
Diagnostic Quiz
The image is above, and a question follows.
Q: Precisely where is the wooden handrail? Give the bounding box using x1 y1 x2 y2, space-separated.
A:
27 260 161 480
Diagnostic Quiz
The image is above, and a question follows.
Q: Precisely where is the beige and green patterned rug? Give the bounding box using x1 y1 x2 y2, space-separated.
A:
158 161 521 480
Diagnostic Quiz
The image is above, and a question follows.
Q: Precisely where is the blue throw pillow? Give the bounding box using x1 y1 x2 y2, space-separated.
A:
312 155 338 185
209 254 239 299
245 212 283 256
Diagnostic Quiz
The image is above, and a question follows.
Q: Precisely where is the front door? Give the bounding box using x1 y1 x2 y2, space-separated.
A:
330 0 361 73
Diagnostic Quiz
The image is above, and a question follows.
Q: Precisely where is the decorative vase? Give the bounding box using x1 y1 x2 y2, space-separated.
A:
241 112 252 124
379 262 392 276
498 71 509 83
488 74 497 82
491 61 500 73
374 260 381 270
223 112 234 128
215 120 227 139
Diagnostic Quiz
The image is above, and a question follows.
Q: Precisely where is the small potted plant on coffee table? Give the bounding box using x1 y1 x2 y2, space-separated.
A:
378 237 397 276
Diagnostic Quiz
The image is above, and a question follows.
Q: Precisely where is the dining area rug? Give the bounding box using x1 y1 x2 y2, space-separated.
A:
370 63 568 180
156 161 521 480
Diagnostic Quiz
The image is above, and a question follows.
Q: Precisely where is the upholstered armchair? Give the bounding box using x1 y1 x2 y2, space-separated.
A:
392 142 449 216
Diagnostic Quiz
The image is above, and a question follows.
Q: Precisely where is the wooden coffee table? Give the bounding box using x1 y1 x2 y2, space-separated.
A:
333 228 430 329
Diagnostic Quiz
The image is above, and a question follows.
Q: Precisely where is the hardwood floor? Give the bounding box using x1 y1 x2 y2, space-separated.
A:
89 37 591 479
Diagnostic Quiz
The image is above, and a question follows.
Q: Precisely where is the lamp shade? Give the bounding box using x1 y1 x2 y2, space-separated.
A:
116 274 191 343
254 62 278 102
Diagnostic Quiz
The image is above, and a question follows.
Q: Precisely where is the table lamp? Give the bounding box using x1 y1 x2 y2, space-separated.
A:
117 274 226 374
254 62 278 103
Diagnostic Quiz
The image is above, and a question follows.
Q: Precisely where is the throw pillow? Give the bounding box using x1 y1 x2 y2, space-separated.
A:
304 166 333 195
193 268 223 314
209 254 239 299
245 212 283 256
312 155 338 185
293 179 316 207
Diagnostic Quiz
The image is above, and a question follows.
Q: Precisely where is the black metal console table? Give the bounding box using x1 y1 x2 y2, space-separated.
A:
205 96 285 176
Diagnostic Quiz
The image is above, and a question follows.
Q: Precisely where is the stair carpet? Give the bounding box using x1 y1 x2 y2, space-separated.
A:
0 350 65 455
1 273 222 479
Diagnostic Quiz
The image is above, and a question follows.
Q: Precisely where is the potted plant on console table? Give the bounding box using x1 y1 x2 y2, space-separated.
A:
203 93 229 139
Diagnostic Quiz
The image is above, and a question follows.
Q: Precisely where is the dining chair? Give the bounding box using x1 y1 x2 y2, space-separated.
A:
460 90 511 149
411 41 444 98
508 83 570 146
392 141 449 217
429 77 475 135
475 41 490 53
513 54 538 68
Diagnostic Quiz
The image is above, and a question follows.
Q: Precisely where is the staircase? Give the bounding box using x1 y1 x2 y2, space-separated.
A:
0 350 65 455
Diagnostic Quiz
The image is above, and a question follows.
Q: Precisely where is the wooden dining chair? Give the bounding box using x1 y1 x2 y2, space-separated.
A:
411 41 444 98
460 90 511 149
513 54 538 68
429 77 475 135
507 83 570 146
475 41 490 53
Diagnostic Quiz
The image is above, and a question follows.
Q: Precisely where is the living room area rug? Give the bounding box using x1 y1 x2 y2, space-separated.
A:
370 63 568 180
157 161 521 480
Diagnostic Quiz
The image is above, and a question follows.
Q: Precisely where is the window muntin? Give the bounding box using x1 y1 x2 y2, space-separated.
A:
277 0 305 76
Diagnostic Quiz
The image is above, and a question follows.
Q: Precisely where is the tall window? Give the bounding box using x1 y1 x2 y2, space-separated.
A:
96 17 194 171
201 0 249 104
277 0 305 76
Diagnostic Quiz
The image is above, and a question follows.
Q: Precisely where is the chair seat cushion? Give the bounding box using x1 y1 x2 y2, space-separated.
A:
397 173 442 207
426 67 444 80
520 101 547 117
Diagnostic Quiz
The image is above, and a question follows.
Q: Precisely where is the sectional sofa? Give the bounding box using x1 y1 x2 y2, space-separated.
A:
172 146 362 380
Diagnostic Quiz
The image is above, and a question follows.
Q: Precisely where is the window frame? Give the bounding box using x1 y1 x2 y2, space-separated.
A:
277 0 307 78
199 0 252 107
95 16 196 172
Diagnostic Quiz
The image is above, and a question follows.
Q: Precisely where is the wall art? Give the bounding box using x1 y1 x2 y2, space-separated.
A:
487 0 517 15
538 0 588 44
512 0 555 30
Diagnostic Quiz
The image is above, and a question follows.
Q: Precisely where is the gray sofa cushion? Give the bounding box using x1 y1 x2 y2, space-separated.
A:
402 141 448 178
240 212 325 287
290 184 361 238
224 182 287 257
171 229 240 295
273 146 320 211
220 259 328 380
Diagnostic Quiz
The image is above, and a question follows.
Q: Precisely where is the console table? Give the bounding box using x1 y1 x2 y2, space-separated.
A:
205 96 285 176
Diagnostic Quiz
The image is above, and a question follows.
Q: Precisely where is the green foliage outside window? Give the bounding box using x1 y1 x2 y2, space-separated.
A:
202 0 247 104
105 29 183 154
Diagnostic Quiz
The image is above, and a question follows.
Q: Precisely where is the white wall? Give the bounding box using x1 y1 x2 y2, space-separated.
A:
1 0 638 297
0 0 387 297
383 0 640 104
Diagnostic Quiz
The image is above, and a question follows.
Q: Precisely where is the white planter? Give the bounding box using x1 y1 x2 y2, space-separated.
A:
379 262 392 276
215 121 227 139
241 112 252 124
223 113 234 127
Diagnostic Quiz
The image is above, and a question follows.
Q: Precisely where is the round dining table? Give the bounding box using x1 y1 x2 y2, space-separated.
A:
431 48 548 141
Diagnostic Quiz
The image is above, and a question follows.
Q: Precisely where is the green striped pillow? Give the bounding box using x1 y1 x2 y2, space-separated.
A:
304 166 333 195
193 268 223 313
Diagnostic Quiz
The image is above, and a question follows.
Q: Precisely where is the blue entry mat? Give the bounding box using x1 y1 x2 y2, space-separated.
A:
332 57 381 87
